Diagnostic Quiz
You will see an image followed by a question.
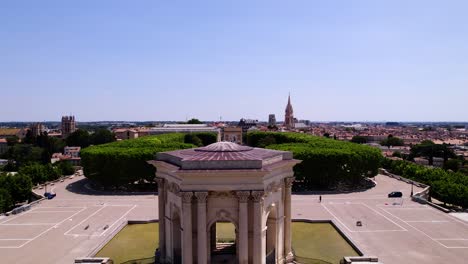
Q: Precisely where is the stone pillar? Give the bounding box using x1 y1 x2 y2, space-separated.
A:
156 178 166 261
195 192 208 264
252 191 265 264
181 192 193 264
236 191 250 264
284 177 295 262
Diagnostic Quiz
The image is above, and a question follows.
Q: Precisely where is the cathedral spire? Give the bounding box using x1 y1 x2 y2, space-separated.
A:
284 93 294 130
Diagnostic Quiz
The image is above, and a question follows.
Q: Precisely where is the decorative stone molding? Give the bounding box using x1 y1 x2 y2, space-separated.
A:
195 192 208 203
167 182 180 195
251 191 265 202
236 191 250 203
209 191 234 199
284 177 295 188
266 181 282 194
181 192 193 203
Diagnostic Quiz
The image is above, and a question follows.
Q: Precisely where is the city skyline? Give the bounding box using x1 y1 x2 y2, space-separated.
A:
2 1 468 122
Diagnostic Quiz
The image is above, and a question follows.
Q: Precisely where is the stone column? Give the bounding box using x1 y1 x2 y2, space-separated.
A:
181 192 193 264
156 178 166 261
236 191 250 264
252 191 265 264
284 177 295 262
195 192 208 264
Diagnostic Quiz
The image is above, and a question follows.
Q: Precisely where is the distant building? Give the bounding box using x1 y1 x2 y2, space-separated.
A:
284 94 294 130
222 127 243 144
238 118 258 133
30 123 45 137
51 146 81 166
61 116 77 138
0 128 27 139
268 114 276 127
0 138 8 155
114 128 139 140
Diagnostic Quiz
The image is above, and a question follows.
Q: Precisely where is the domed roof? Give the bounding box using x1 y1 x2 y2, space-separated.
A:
156 141 293 170
195 142 253 152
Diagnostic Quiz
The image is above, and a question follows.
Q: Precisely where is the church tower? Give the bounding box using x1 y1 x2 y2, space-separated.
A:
284 94 295 130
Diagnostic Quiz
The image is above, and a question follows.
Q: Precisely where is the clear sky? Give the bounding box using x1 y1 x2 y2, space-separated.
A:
1 0 467 122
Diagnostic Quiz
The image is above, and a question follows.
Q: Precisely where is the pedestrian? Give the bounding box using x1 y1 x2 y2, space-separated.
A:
319 195 322 203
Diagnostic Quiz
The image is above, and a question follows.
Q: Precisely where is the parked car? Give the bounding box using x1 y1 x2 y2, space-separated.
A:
388 191 403 198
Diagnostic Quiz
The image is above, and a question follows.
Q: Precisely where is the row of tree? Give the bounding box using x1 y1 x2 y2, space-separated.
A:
0 161 74 213
382 159 468 208
81 133 217 187
247 132 383 190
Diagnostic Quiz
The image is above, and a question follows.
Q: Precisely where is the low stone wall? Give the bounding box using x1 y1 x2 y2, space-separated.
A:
341 256 381 264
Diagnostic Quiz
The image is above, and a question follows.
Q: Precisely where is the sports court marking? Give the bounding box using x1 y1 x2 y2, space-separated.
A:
321 202 407 233
381 207 468 249
64 205 136 237
0 207 86 249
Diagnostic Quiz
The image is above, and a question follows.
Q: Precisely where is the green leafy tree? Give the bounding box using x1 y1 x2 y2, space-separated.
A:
0 188 13 213
5 144 43 166
351 136 368 144
91 129 116 145
56 161 75 175
184 134 203 146
6 136 19 146
380 135 404 147
66 129 91 148
18 163 47 185
187 118 203 124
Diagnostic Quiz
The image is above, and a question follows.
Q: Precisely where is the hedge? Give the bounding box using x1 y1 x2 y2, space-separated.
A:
382 159 468 208
81 133 217 187
247 132 383 189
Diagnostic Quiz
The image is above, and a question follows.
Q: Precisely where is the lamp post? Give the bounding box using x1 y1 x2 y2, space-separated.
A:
410 182 414 197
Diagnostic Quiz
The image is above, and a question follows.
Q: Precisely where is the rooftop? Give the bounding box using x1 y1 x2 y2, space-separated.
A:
156 141 293 170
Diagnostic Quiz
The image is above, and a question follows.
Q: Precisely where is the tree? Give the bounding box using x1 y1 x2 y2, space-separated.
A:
91 129 116 145
187 118 203 124
18 163 47 185
184 134 203 147
56 161 75 175
323 133 330 138
380 136 404 147
66 129 91 148
443 159 460 172
5 144 43 166
0 188 13 213
351 136 368 144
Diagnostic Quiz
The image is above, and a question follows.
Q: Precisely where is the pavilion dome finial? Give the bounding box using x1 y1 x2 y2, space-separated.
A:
194 141 253 152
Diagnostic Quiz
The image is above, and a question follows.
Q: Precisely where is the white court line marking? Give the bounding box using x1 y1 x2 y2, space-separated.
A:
28 211 79 213
34 207 86 209
359 203 407 231
0 207 41 224
100 205 137 237
379 207 467 249
321 204 406 233
66 205 136 237
2 207 86 249
64 206 107 236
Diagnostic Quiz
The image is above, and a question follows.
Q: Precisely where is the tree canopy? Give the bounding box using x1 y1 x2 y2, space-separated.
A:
247 132 382 190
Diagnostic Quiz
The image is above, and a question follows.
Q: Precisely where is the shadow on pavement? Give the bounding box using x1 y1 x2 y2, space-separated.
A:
65 178 157 196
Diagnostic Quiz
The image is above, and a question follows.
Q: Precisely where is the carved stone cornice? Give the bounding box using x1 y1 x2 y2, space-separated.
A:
284 177 295 188
195 192 208 203
251 191 265 202
266 181 282 194
236 191 250 203
181 192 193 203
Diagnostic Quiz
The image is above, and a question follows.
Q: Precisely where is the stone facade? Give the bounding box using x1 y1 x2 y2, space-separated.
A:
149 142 301 264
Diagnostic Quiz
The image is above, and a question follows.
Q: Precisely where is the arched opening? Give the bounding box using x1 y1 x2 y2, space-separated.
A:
209 221 237 264
265 204 278 264
172 211 182 264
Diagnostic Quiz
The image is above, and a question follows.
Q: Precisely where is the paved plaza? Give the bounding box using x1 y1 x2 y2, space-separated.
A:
0 175 467 263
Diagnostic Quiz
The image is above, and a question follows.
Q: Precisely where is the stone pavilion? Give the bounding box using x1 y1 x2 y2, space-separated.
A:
148 142 301 264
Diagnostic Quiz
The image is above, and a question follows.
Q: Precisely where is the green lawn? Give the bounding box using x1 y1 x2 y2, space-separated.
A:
95 222 357 264
292 222 358 264
95 223 159 264
216 222 236 243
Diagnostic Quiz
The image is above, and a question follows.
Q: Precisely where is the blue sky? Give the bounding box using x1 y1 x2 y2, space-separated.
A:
1 0 467 122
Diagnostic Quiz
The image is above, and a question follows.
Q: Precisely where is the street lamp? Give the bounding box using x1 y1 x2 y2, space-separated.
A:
410 182 414 197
